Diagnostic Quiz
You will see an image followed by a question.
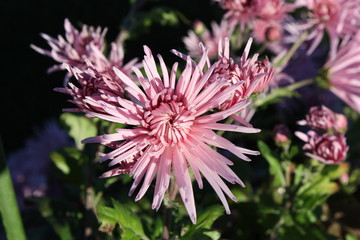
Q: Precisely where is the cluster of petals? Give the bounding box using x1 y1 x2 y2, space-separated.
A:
183 20 235 59
304 0 360 57
214 0 296 33
31 19 138 79
296 105 348 164
295 130 348 164
79 46 261 223
208 38 275 113
323 33 360 113
298 105 336 131
55 61 126 114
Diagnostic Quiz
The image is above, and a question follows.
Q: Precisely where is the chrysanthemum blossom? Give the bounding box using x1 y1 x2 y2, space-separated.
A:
208 38 274 110
305 0 360 57
82 46 261 223
183 20 235 59
295 130 348 164
253 20 282 43
31 19 138 79
297 105 336 131
215 0 295 30
55 61 125 113
319 33 360 113
31 18 107 73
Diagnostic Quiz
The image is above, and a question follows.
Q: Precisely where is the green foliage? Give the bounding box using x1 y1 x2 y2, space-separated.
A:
97 199 149 240
60 113 97 150
181 206 224 240
258 141 286 186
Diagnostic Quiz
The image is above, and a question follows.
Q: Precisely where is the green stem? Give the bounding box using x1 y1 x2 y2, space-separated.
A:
274 31 309 68
254 78 314 107
162 176 178 240
285 78 314 91
0 136 26 240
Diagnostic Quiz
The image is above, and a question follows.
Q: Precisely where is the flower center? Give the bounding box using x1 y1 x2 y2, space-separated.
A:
144 100 194 146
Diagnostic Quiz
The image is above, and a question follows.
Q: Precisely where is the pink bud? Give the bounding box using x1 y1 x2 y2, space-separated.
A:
273 124 290 144
334 114 347 132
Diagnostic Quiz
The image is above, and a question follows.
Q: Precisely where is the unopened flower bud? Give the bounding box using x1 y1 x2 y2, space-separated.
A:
273 124 290 144
334 113 347 133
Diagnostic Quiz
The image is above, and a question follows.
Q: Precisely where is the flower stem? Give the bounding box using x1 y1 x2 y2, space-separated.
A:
162 176 178 240
254 78 313 107
285 78 314 91
274 31 309 68
0 136 26 240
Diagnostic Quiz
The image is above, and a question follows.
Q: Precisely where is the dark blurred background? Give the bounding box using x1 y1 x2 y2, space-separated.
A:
1 0 221 155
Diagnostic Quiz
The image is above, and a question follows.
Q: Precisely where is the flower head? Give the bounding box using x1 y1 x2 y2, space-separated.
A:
55 61 125 113
31 19 138 79
319 33 360 113
208 38 274 110
297 105 336 131
183 20 235 59
81 46 261 223
295 130 348 164
305 0 360 57
215 0 295 30
31 19 107 73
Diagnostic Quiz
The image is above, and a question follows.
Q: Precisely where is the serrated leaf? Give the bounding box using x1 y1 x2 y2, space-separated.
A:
182 205 224 239
97 200 149 240
60 113 97 150
258 141 286 186
111 199 148 239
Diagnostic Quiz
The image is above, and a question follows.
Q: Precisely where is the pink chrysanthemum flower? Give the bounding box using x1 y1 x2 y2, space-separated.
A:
55 61 125 113
295 131 348 164
183 20 235 59
253 19 282 43
305 0 360 57
209 38 275 111
318 33 360 113
31 19 138 79
215 0 295 30
31 18 107 73
297 105 336 131
82 46 261 223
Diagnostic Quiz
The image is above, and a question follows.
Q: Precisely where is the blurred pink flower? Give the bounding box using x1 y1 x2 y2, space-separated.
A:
215 0 295 30
183 20 235 59
334 113 347 132
253 20 282 43
82 46 261 223
295 130 348 164
305 0 360 57
322 33 360 113
297 105 336 131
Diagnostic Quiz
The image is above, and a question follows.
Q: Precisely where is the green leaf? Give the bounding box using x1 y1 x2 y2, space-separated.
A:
182 205 223 239
258 141 286 186
60 113 97 150
97 199 149 240
49 147 85 184
50 151 70 174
